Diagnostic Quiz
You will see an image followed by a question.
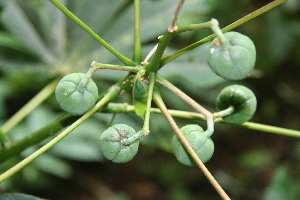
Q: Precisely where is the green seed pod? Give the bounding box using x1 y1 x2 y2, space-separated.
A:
208 31 256 81
99 124 139 163
55 73 98 115
216 84 257 124
172 124 214 166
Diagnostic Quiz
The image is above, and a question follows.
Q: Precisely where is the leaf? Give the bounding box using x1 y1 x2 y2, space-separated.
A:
0 193 46 200
0 32 24 50
133 71 148 118
263 166 300 200
48 118 106 162
1 0 56 64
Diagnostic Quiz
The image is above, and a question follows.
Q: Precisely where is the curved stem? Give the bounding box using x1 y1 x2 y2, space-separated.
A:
160 0 289 67
153 89 230 200
49 0 135 66
210 19 231 50
214 106 235 119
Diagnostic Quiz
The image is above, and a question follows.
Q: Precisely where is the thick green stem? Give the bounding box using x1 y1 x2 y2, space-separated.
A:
160 0 289 67
49 0 135 66
133 0 142 63
144 32 174 72
152 89 230 200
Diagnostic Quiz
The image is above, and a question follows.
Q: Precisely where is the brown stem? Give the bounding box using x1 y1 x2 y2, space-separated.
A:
152 89 230 200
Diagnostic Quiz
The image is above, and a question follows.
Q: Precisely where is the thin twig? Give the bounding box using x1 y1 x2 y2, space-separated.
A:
168 0 185 32
153 90 231 200
142 44 158 64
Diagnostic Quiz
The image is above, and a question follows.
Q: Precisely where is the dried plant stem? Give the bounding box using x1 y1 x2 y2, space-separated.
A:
168 0 185 32
153 90 230 200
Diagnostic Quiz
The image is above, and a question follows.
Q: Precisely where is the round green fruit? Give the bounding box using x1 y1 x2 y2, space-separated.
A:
99 124 139 163
208 31 256 81
216 84 257 124
55 73 98 115
172 124 214 166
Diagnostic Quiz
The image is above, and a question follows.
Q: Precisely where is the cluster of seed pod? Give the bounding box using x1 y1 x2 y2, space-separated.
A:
54 18 258 166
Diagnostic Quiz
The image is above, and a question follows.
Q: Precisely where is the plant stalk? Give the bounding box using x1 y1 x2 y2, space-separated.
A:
133 0 142 63
153 89 230 200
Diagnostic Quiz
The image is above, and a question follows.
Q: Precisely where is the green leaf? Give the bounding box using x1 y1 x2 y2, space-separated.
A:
0 193 45 200
133 72 148 118
0 32 24 50
263 166 300 200
1 0 56 64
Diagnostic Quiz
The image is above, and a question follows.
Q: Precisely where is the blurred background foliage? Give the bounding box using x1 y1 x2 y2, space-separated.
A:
0 0 299 199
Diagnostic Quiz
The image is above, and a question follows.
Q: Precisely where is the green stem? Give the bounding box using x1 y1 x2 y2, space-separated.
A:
77 67 95 92
238 122 300 138
144 31 174 72
103 103 300 138
210 19 231 50
0 79 59 135
159 0 289 67
142 72 156 133
92 62 141 73
214 106 235 118
133 0 142 63
176 21 214 33
49 0 135 66
122 71 156 145
152 89 230 200
157 74 214 136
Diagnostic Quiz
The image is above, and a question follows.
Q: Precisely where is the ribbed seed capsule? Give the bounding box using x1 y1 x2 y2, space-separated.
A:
55 73 98 115
99 124 139 163
208 31 256 80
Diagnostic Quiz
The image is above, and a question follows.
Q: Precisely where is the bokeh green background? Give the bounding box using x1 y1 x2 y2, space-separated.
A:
0 0 299 199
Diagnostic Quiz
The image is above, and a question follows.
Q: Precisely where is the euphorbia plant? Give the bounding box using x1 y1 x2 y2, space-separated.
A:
0 0 298 199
